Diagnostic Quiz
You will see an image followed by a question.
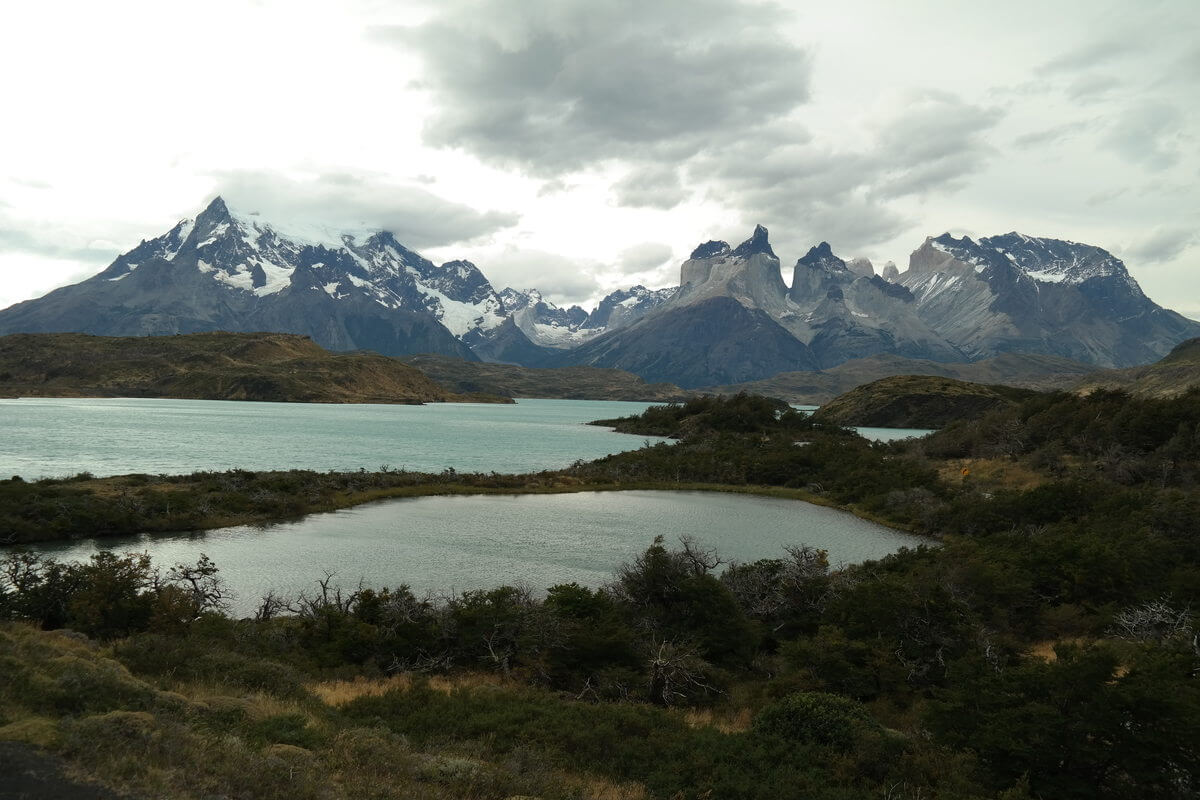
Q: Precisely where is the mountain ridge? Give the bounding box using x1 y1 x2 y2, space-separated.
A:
2 197 1197 390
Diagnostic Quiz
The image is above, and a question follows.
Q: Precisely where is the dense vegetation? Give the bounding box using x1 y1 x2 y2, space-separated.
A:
2 390 1199 798
811 375 1036 428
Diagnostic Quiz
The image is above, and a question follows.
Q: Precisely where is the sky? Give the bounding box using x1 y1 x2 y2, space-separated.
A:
1 0 1197 316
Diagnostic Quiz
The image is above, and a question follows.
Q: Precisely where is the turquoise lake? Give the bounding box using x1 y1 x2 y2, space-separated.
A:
0 397 672 479
0 397 930 480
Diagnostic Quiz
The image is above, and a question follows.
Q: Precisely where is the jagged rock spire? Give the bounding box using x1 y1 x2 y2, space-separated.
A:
731 224 776 259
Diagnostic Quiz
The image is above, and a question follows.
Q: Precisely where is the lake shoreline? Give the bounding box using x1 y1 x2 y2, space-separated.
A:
0 471 927 548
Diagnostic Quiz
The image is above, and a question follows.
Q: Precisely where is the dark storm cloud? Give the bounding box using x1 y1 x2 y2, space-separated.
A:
211 170 520 250
371 0 813 175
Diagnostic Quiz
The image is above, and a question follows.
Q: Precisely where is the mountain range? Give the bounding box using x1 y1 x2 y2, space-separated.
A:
2 196 1196 388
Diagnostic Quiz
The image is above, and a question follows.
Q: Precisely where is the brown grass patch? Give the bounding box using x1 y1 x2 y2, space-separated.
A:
937 458 1048 491
311 672 508 707
310 675 413 707
680 707 753 734
577 776 649 800
1025 638 1092 662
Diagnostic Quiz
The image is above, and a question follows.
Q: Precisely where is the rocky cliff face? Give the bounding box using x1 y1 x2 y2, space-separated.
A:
674 225 790 316
783 242 963 368
898 233 1200 366
553 227 818 386
545 223 1198 385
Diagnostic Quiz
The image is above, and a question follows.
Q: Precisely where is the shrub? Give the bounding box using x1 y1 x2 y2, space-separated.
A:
752 691 877 749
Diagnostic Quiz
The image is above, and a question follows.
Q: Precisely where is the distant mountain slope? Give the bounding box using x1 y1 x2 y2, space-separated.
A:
558 294 819 388
399 354 687 401
0 332 495 404
1074 337 1200 398
897 233 1200 366
497 286 674 351
812 375 1037 428
705 352 1098 404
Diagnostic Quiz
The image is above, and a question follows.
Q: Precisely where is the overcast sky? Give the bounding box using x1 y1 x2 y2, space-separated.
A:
1 0 1197 315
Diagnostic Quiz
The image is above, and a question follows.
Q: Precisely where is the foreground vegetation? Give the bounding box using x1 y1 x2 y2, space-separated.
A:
2 390 1200 798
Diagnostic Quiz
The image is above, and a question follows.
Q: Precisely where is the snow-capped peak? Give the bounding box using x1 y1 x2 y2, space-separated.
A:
979 232 1132 286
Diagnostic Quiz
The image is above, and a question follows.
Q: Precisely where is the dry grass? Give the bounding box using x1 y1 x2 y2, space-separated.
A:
936 458 1049 491
310 675 414 707
311 672 508 708
576 775 649 800
1025 638 1096 662
680 707 753 734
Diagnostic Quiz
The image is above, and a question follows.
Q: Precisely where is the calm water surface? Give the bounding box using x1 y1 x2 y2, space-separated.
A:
0 397 673 479
26 490 927 616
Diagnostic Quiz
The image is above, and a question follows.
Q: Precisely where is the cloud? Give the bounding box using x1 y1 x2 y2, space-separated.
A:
1013 120 1091 149
1065 74 1121 101
1126 226 1199 265
371 0 813 174
611 167 688 210
371 2 1010 262
617 242 674 274
1103 101 1185 170
688 91 1001 255
210 170 520 250
1037 39 1139 75
0 225 117 263
485 247 603 303
870 92 1002 199
1086 187 1128 207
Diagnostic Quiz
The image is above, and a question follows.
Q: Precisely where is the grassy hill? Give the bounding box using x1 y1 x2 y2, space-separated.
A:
400 354 688 401
1075 337 1200 397
811 374 1037 428
0 332 506 405
706 352 1096 404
